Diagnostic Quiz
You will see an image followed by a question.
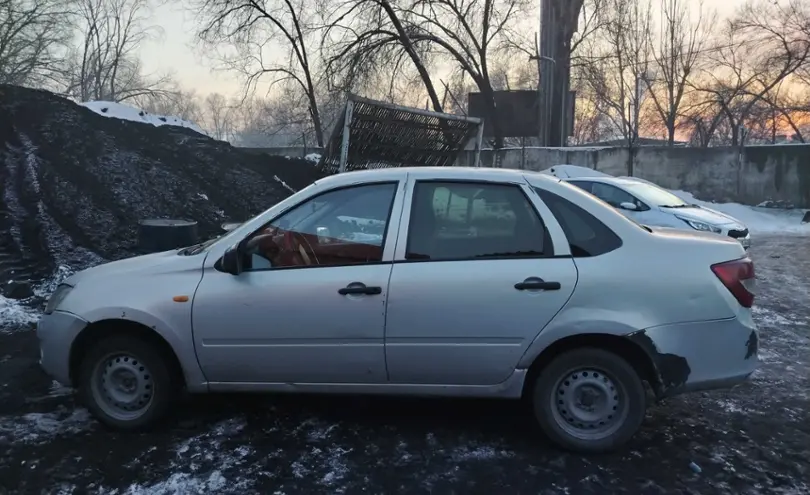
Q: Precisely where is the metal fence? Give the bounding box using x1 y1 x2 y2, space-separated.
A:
318 94 485 174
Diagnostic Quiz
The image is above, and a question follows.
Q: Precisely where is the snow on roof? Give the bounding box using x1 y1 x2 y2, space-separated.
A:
541 164 612 179
80 101 206 135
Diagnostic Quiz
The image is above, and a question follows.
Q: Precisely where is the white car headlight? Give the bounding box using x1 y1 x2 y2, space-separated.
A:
677 216 721 233
44 284 73 315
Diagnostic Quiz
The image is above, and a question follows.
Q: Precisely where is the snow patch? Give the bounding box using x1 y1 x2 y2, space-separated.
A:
542 164 612 179
111 417 258 494
0 295 39 328
0 407 92 445
667 189 810 235
305 153 322 163
81 101 206 135
1 265 77 333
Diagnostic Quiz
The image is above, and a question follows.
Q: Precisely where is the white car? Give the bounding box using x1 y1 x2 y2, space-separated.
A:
563 176 751 249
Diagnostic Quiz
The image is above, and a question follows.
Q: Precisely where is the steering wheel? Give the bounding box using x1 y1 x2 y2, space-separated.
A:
281 230 319 266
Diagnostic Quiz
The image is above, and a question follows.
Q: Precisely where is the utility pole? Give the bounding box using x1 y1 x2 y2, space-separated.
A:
536 0 585 148
536 0 554 147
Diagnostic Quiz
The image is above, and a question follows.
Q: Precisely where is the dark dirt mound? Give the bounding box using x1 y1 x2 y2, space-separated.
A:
0 85 325 288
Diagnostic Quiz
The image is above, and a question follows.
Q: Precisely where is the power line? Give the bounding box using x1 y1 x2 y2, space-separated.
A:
570 33 802 70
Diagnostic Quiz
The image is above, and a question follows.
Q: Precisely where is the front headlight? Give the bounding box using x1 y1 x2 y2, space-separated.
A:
677 216 721 233
44 284 73 314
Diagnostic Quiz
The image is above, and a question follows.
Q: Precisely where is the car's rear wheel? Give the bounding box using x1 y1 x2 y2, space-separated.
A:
78 335 177 430
531 348 646 453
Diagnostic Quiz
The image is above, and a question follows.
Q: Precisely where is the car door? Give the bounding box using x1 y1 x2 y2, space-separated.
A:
192 180 405 384
384 178 578 386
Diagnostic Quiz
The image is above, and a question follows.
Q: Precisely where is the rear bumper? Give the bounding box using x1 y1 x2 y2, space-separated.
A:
37 310 88 386
629 314 758 398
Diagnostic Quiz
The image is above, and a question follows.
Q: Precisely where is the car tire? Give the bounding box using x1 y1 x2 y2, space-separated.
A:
78 334 178 431
531 347 646 454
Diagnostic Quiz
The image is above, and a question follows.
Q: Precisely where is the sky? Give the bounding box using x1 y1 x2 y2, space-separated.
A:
139 2 242 96
139 0 750 99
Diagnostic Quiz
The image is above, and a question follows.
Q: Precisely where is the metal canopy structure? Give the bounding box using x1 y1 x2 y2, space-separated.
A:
318 94 485 174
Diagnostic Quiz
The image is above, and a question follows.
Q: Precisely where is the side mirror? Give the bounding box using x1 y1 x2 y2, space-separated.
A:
316 226 331 244
219 244 244 275
619 202 639 211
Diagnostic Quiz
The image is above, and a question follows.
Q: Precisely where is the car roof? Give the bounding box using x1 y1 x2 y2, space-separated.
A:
563 176 645 186
313 166 563 187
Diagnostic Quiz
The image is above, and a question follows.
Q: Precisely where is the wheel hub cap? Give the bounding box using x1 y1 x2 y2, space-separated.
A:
553 368 623 437
93 354 154 420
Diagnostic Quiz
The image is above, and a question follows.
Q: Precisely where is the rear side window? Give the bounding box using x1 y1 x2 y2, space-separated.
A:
533 187 622 257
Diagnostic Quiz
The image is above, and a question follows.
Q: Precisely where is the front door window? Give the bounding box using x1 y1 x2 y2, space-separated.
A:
243 182 398 270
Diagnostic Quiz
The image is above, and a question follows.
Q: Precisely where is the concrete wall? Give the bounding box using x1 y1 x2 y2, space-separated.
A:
457 145 810 207
247 144 810 207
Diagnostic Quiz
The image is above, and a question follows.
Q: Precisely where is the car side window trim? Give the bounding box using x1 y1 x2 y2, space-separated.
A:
394 179 556 263
238 180 404 272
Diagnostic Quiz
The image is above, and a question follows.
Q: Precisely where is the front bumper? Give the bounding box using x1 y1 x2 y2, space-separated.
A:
37 311 89 386
629 314 759 397
738 234 751 250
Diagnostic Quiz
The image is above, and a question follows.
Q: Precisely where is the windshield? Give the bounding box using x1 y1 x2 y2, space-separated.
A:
621 181 690 207
179 182 320 256
179 226 242 255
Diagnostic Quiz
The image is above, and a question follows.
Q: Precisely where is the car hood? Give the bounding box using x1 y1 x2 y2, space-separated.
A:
663 205 745 229
65 249 206 286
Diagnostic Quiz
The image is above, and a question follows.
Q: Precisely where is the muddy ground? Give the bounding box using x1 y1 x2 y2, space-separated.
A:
0 235 807 494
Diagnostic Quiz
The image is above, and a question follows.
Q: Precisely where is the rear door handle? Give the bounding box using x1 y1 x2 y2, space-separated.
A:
515 279 561 291
338 283 382 296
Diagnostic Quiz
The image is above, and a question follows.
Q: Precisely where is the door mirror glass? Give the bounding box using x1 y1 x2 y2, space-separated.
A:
315 226 331 244
619 202 639 211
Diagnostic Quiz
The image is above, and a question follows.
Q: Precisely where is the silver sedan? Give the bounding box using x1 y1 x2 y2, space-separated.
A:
37 167 759 453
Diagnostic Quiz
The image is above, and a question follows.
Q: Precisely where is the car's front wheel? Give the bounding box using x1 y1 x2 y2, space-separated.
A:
531 348 647 453
78 335 178 430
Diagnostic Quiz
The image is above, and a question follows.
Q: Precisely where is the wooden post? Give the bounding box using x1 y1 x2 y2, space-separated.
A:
338 100 354 173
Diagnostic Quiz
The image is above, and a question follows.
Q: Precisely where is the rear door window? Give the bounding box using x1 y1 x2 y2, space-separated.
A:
406 181 553 260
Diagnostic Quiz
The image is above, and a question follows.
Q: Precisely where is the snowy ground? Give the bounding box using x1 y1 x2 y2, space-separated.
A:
0 236 807 494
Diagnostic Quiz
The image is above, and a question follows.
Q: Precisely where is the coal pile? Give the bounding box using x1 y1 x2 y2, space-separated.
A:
0 85 324 292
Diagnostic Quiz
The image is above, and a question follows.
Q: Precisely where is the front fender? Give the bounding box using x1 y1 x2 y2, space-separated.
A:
79 306 208 392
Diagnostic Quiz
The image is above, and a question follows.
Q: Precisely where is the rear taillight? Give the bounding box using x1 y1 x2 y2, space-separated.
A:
711 257 755 308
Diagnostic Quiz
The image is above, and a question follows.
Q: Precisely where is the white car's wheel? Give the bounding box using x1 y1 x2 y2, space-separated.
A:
531 348 647 453
78 335 178 430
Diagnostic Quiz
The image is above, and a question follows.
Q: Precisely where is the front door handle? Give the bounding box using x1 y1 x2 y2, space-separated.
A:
338 283 382 296
515 279 561 291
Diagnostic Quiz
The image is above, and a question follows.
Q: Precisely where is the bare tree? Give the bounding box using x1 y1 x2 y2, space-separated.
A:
579 0 654 145
193 0 326 146
0 0 72 87
757 81 810 143
320 0 445 114
66 0 168 102
645 0 714 145
405 0 532 148
137 88 204 123
692 0 810 146
202 92 235 141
